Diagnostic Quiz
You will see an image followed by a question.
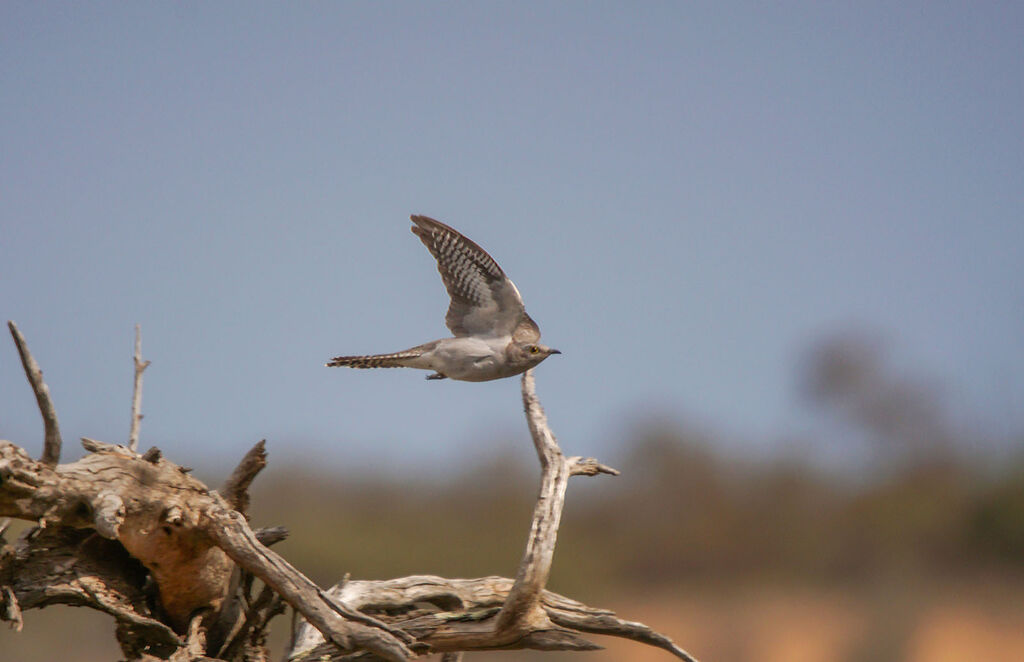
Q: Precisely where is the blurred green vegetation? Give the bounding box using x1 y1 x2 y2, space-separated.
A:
250 428 1024 598
250 332 1024 596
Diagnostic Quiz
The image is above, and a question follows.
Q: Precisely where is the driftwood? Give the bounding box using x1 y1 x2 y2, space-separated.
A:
0 321 697 661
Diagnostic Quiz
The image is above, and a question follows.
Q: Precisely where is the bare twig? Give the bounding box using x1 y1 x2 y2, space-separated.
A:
128 324 150 452
254 526 289 547
222 440 268 517
8 321 62 465
1 585 23 632
496 369 618 632
549 608 698 662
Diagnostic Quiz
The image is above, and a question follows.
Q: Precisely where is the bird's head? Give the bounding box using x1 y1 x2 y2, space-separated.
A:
511 342 562 368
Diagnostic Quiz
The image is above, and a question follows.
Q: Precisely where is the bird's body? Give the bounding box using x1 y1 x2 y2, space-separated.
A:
327 215 560 382
334 336 529 382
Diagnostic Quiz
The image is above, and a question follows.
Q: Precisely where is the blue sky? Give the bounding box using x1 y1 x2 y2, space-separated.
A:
2 3 1022 472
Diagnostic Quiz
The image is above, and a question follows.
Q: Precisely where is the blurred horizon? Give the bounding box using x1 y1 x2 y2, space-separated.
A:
2 321 1020 479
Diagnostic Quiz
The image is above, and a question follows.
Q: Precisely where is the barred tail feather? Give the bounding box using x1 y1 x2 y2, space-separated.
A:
325 349 422 369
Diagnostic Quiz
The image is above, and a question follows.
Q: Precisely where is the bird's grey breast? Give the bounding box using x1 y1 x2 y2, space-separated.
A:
424 336 508 380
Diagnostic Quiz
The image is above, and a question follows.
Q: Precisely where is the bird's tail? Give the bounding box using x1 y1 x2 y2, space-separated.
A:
325 349 424 369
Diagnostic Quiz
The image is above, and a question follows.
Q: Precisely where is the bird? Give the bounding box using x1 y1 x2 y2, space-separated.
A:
326 215 560 382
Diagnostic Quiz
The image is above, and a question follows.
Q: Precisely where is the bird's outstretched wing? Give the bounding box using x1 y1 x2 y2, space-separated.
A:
410 215 540 342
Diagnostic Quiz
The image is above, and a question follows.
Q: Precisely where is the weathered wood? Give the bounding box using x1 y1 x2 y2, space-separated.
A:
128 324 151 452
216 581 282 660
0 439 236 629
2 327 698 662
1 524 181 654
290 576 696 661
497 370 619 634
202 500 417 661
221 440 268 517
286 371 695 661
0 439 415 660
254 525 289 547
7 321 62 465
1 584 23 632
0 327 417 661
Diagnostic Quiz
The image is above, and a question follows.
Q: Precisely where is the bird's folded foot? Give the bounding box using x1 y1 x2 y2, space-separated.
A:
426 372 448 380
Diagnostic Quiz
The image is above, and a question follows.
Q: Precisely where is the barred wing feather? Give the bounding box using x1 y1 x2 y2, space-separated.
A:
410 215 541 343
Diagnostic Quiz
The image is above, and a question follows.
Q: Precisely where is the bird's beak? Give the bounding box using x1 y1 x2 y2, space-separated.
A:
549 349 562 355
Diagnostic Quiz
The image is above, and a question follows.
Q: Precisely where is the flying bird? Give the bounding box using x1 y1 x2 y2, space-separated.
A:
326 215 561 381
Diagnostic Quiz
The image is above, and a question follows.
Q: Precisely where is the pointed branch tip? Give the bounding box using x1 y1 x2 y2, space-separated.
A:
8 321 63 465
222 440 269 516
569 458 620 477
128 324 149 452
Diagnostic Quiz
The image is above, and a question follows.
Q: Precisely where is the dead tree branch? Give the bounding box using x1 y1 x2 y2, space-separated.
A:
0 439 416 661
128 324 151 452
287 370 697 661
202 501 418 661
7 321 62 465
0 324 415 661
497 369 619 632
292 576 697 661
221 440 268 518
2 327 698 662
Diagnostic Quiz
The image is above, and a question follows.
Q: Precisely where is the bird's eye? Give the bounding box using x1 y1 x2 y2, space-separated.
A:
530 346 540 354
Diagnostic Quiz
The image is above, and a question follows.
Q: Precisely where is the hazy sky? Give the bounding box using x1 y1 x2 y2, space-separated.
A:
2 3 1021 472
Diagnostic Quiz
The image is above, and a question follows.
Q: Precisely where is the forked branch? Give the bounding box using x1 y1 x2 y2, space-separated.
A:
2 327 698 662
497 369 619 631
0 325 416 661
288 370 696 661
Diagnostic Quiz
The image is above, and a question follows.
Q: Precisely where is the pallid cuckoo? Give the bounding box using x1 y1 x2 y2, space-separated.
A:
326 215 560 381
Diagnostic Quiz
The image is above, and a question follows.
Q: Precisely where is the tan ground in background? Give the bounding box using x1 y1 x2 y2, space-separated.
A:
5 580 1023 662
